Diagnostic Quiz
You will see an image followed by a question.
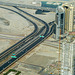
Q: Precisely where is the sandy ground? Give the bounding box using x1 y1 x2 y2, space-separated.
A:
20 8 55 23
0 6 33 36
0 39 19 53
2 38 61 75
0 0 72 4
0 1 75 75
0 3 58 75
0 5 55 53
0 0 34 4
0 6 35 53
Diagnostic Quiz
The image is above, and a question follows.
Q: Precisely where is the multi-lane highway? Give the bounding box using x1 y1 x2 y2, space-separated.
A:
0 6 55 73
0 6 38 60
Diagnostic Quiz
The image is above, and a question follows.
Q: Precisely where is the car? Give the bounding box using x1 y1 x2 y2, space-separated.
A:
42 36 44 38
12 53 15 55
11 56 17 58
39 35 41 37
39 35 44 38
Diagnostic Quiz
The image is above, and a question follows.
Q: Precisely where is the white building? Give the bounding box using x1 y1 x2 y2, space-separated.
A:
61 38 75 75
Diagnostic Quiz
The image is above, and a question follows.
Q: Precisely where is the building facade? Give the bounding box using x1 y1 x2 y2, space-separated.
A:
55 6 65 39
62 4 74 32
55 4 75 40
61 38 75 75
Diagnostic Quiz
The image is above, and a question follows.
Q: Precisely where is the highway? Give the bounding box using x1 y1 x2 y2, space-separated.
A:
0 6 47 61
0 6 38 60
0 6 49 61
0 5 51 61
0 6 55 73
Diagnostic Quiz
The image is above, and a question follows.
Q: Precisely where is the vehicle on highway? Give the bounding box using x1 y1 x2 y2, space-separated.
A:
39 35 44 38
11 56 17 58
11 53 17 58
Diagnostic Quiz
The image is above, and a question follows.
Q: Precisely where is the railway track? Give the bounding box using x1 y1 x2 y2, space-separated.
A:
0 6 55 73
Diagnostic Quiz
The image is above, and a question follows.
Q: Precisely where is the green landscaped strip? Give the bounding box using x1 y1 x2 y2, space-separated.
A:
3 69 21 75
16 71 21 75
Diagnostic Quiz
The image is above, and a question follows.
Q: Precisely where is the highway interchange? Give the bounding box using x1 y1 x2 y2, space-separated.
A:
0 4 55 73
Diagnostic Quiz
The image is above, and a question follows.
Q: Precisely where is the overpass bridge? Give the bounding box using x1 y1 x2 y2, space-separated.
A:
0 1 56 12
